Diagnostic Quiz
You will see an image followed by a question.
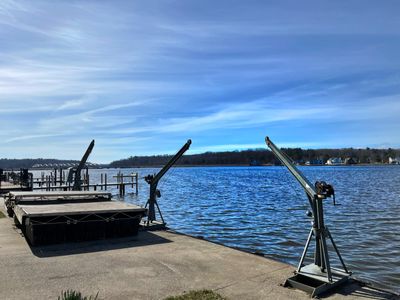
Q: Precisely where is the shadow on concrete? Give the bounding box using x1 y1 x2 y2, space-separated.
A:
320 279 400 300
30 231 172 258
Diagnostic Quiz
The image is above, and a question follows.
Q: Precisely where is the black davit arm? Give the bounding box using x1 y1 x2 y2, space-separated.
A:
72 140 95 191
144 139 191 226
265 137 317 207
151 139 191 186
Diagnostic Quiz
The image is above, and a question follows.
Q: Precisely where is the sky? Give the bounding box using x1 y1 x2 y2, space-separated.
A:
0 1 400 163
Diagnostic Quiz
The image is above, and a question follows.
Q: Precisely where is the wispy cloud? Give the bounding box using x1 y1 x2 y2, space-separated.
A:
157 101 333 133
5 133 65 143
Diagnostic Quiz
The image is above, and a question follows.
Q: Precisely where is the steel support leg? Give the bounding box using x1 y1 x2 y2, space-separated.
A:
320 230 332 281
315 231 321 266
297 228 313 272
327 227 349 273
155 200 165 224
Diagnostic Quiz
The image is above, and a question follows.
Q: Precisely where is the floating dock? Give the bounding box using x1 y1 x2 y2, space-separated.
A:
4 191 114 217
4 191 147 246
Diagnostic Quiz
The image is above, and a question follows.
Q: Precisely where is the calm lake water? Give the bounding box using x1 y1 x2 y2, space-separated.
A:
33 166 400 292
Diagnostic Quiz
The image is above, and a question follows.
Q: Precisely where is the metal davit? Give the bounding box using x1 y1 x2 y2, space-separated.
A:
144 139 191 228
265 136 351 297
66 139 95 191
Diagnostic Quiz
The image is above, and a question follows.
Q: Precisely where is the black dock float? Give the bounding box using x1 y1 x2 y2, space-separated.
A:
6 191 147 246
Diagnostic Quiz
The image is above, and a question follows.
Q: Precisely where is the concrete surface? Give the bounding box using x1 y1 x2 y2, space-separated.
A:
0 202 398 300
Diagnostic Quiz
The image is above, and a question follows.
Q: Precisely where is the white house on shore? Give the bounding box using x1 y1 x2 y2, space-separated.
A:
388 157 400 164
325 157 343 165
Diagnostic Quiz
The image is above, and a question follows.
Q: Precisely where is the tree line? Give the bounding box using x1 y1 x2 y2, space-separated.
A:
1 147 399 169
109 147 400 167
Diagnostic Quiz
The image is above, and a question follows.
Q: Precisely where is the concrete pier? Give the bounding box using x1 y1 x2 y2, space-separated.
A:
0 202 398 300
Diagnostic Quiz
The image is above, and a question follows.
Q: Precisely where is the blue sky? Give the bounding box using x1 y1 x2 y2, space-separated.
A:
1 1 399 162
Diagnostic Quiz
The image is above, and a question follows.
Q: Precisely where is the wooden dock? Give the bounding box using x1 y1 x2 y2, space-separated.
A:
1 169 140 196
33 171 139 196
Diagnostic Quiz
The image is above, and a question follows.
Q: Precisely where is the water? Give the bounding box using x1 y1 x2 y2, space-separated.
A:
33 166 400 292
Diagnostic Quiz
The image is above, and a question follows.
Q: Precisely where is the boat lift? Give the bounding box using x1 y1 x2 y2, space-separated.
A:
144 139 191 228
66 140 95 191
265 137 351 297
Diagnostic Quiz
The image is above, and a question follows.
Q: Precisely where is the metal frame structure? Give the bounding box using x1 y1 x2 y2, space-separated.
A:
265 136 350 297
144 139 191 227
66 140 95 190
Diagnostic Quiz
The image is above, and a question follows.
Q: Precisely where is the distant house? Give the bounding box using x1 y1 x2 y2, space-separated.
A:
344 157 357 165
325 157 343 165
388 157 400 165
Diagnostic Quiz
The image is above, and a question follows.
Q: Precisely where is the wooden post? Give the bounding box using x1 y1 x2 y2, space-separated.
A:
105 174 107 190
119 183 125 196
101 173 103 190
135 173 138 194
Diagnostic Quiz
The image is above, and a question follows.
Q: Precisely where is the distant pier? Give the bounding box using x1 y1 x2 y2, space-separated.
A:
5 169 141 196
